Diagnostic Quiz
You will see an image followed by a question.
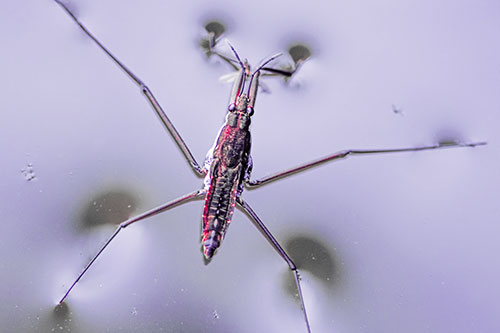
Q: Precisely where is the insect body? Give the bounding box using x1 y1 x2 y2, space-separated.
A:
202 57 259 259
53 1 486 332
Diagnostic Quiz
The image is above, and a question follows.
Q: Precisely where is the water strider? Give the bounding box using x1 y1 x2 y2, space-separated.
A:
53 1 486 331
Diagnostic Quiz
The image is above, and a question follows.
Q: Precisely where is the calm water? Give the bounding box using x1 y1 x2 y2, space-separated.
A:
1 0 499 332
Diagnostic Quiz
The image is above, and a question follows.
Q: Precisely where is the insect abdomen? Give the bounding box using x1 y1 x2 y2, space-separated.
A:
201 112 252 259
202 166 240 259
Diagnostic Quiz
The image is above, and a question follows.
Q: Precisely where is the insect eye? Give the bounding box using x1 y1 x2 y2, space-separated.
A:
246 106 254 116
228 103 236 112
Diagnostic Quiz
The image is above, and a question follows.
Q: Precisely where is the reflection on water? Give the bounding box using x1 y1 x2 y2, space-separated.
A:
285 233 339 287
282 232 341 306
200 20 226 58
78 188 139 230
38 302 76 333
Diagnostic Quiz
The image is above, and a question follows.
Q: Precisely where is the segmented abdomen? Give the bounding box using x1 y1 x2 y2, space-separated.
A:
201 164 241 259
201 111 252 259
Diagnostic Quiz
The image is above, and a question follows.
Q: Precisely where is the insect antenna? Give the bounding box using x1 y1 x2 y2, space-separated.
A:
252 53 283 75
225 40 246 70
246 53 282 96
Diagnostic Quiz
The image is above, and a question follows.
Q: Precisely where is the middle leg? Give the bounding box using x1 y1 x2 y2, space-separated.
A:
246 141 486 188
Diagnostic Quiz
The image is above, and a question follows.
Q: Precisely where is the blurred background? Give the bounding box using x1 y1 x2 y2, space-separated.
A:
1 0 499 332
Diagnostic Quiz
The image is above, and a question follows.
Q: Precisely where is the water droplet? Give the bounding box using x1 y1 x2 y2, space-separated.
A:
21 163 37 181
